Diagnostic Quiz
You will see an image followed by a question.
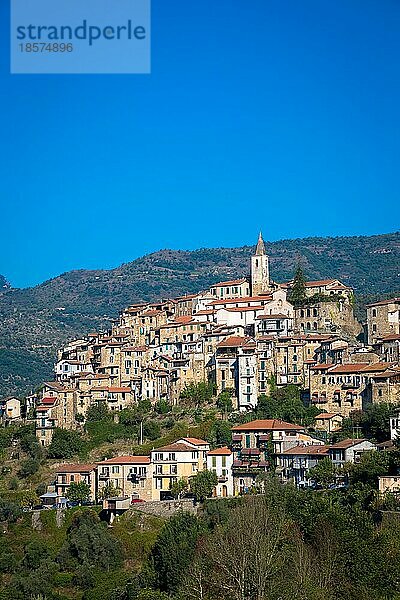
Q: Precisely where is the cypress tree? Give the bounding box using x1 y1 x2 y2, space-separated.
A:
288 265 307 307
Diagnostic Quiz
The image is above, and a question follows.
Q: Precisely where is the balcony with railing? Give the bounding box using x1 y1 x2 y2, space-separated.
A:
99 470 110 480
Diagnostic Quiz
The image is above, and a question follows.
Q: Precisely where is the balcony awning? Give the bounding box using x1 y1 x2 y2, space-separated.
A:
258 434 270 441
232 434 242 441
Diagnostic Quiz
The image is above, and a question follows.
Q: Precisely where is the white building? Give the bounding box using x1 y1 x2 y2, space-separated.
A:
207 447 233 497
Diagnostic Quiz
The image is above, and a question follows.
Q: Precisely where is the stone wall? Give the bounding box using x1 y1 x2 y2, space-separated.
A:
130 498 197 518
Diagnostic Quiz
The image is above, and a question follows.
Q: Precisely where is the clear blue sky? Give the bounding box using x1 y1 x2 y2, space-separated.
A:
1 0 399 288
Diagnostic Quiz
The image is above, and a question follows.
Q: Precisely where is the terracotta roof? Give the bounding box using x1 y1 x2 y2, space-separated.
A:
225 305 265 313
195 310 216 315
311 363 333 371
97 456 150 465
282 444 329 456
42 381 65 391
152 443 195 453
232 419 304 432
36 406 51 412
174 315 194 324
256 313 290 320
380 334 400 342
315 413 342 419
180 437 208 446
56 464 96 473
367 297 400 307
329 438 369 449
327 363 369 374
207 295 272 306
108 387 132 393
207 446 232 456
209 278 248 287
217 336 248 348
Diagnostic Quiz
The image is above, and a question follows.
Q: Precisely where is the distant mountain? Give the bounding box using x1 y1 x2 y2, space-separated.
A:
0 231 399 397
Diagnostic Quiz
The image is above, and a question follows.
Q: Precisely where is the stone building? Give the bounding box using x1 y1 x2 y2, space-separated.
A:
367 298 400 345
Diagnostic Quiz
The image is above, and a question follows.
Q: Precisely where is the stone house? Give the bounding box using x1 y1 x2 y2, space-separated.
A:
230 419 306 494
314 412 343 434
97 456 153 502
0 396 21 423
367 298 400 345
55 464 97 502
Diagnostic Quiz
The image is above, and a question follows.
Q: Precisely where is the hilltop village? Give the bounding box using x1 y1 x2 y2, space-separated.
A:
1 234 400 503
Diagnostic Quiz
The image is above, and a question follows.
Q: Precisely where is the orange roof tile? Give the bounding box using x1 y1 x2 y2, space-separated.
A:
232 419 304 432
56 464 96 473
97 456 150 465
207 446 232 456
209 278 248 287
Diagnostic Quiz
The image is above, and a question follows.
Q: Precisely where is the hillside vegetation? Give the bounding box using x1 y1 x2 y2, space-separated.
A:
0 231 399 397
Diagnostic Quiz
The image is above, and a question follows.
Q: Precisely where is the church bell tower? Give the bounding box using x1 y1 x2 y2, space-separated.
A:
251 232 270 295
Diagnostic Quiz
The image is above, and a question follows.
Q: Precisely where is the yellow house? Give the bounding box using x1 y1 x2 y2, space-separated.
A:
150 440 209 500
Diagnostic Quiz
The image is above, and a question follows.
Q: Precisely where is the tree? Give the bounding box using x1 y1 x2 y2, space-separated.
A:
86 402 112 422
348 450 390 488
208 420 232 447
308 457 337 488
190 469 218 502
99 482 121 499
288 265 307 307
18 457 40 478
216 390 233 417
143 420 161 441
150 512 203 593
170 478 188 499
67 481 91 504
180 381 216 409
22 540 50 570
47 428 84 459
0 499 21 523
57 510 122 571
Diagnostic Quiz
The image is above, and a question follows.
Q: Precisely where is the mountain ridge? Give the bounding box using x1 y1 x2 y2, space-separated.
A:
0 231 399 397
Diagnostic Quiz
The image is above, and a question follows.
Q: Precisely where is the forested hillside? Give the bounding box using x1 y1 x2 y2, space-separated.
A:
0 231 399 397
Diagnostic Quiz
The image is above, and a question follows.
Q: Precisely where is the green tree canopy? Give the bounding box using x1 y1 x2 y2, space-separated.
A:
67 481 91 504
47 428 84 459
150 512 203 593
288 265 307 307
190 469 218 502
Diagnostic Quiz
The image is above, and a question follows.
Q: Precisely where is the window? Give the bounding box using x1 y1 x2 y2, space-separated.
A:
245 434 251 448
112 466 119 474
212 456 216 468
156 465 163 474
372 309 377 317
192 451 198 460
192 464 197 472
156 478 162 490
170 465 177 475
154 453 163 461
168 453 176 461
222 456 226 468
70 475 75 482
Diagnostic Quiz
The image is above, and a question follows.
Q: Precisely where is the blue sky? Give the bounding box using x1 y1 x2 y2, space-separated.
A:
1 0 399 288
